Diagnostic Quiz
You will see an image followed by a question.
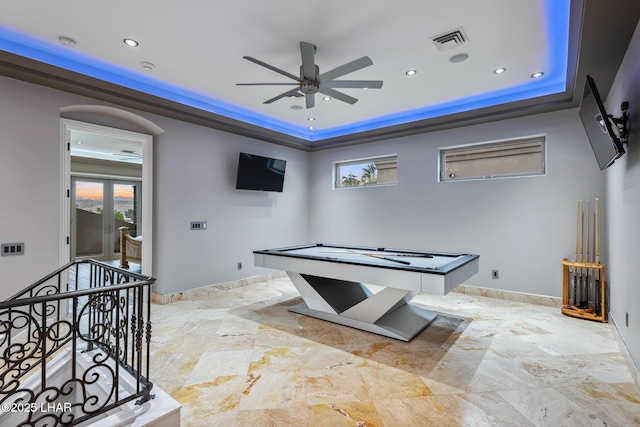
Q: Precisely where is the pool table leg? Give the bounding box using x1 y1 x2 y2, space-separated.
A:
286 272 437 341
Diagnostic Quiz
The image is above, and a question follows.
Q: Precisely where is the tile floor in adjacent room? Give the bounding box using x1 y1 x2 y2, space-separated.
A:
149 277 640 426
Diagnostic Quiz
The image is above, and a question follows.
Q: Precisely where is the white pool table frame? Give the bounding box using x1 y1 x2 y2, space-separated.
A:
254 244 479 341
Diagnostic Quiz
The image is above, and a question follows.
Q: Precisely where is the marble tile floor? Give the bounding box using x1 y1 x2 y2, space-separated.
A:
149 277 640 426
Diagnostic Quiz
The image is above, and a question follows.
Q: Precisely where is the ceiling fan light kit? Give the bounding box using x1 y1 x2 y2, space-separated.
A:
237 42 383 109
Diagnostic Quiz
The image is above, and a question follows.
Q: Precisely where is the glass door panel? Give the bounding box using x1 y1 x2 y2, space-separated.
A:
72 178 142 262
73 179 106 259
112 182 140 259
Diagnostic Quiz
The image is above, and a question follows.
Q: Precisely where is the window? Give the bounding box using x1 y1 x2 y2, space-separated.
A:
439 135 545 182
334 154 397 188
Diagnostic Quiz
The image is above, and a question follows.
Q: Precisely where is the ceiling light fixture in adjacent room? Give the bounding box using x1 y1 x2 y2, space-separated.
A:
123 38 139 47
493 67 507 74
531 72 544 78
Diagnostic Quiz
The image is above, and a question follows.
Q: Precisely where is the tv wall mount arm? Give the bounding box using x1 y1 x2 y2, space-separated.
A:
609 101 629 144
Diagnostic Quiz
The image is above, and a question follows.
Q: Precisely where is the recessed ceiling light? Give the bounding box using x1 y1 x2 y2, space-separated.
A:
58 36 76 47
405 70 417 76
322 96 332 101
449 53 469 63
75 141 83 145
308 126 315 130
531 72 544 78
493 67 507 74
123 38 139 47
307 117 315 121
140 61 155 71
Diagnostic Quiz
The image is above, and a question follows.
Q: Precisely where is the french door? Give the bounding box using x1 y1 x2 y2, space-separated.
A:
71 177 141 261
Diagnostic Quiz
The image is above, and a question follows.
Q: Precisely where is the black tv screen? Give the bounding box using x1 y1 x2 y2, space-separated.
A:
235 152 286 192
578 75 625 170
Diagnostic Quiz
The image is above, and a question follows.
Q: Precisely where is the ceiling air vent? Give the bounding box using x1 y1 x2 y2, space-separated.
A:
431 27 468 52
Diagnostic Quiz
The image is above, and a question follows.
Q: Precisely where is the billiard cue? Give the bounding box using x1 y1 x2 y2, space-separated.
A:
594 198 601 315
573 199 581 306
578 199 585 308
345 249 411 265
581 199 590 309
319 250 432 258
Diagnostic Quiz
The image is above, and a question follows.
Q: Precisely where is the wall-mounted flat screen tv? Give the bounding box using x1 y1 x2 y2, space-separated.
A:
235 152 287 192
578 75 625 170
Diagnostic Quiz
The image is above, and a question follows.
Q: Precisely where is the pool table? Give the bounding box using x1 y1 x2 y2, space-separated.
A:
254 244 479 341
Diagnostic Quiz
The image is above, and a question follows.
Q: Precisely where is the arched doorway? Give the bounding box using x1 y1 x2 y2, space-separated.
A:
60 108 162 277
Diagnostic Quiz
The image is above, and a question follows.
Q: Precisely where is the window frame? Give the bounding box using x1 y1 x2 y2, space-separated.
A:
332 154 398 189
438 135 546 182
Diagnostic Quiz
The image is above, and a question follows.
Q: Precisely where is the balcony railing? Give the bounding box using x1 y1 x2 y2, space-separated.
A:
0 259 155 426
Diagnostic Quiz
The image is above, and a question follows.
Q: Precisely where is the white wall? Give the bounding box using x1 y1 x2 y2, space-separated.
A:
0 75 310 299
605 19 640 371
0 78 71 298
152 118 310 295
309 109 605 297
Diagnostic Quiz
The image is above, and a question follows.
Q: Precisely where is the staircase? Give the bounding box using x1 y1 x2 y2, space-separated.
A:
0 260 180 426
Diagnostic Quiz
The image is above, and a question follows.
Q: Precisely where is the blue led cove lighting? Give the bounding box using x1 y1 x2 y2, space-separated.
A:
0 0 569 142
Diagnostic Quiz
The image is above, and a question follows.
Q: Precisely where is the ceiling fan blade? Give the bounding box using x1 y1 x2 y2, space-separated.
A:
243 56 303 82
318 56 373 82
264 87 302 104
319 87 358 105
320 80 383 89
305 93 315 109
300 42 317 81
236 83 299 86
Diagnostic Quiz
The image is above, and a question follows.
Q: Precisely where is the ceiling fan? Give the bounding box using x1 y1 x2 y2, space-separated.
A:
237 42 383 109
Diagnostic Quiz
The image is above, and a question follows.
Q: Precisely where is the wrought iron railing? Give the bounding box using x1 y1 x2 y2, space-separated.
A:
0 259 155 426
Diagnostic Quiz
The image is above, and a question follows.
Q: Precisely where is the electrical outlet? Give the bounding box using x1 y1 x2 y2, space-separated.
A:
1 243 25 256
237 262 243 270
626 311 629 327
492 270 499 279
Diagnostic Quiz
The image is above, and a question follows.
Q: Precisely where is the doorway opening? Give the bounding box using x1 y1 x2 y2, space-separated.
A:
61 119 153 276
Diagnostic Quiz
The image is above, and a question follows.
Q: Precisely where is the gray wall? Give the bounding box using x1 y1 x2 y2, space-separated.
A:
0 75 310 299
0 78 71 298
151 118 309 295
308 109 605 297
605 19 640 372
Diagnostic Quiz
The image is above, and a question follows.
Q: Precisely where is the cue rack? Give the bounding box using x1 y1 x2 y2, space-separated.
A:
562 198 606 322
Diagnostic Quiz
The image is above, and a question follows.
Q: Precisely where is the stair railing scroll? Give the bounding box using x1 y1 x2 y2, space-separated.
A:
0 260 155 427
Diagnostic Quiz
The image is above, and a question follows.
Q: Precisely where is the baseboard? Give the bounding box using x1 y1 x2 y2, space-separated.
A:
609 313 640 391
153 278 563 307
151 271 287 305
453 284 563 308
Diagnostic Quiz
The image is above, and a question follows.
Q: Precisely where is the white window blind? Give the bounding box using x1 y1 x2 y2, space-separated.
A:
440 136 545 181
